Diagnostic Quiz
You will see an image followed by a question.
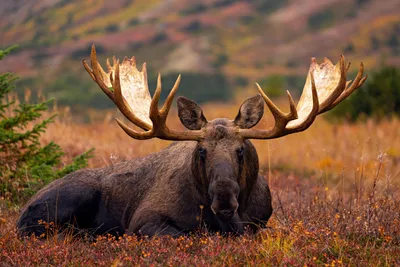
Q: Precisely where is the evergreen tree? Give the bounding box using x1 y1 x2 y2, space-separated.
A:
0 46 93 204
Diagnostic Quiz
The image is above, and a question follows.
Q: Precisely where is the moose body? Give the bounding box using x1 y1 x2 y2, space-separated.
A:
17 45 366 237
17 123 272 237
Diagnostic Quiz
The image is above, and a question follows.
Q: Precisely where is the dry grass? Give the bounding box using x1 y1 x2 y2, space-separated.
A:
1 101 400 266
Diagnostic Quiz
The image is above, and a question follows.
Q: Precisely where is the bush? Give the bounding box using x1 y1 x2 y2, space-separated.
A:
0 46 93 205
328 66 400 121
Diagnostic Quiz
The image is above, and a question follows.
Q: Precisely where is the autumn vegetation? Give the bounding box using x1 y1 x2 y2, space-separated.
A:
0 40 399 264
0 85 399 265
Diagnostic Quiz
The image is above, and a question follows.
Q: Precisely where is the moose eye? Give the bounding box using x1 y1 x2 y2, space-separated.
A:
236 147 244 159
198 147 206 159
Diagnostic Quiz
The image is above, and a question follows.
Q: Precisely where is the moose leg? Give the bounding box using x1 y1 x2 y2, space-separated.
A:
130 217 186 237
216 212 244 235
17 182 101 237
91 199 125 237
242 176 273 233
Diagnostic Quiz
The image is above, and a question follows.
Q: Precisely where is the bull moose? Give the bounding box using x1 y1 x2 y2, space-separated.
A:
17 45 366 237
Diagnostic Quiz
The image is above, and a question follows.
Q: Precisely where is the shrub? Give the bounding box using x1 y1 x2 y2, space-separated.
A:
0 46 93 205
328 66 400 121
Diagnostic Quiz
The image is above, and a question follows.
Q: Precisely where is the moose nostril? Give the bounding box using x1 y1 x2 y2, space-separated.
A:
218 210 234 220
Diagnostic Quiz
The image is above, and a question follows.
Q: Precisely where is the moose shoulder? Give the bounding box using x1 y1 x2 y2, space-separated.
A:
17 45 366 237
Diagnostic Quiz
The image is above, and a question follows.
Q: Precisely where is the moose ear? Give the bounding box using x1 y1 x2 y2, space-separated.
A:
234 95 264 129
177 97 208 130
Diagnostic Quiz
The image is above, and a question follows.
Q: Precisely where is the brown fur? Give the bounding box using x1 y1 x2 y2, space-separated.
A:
17 96 273 237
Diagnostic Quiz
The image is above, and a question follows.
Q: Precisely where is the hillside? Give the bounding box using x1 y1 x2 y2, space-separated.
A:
0 0 399 111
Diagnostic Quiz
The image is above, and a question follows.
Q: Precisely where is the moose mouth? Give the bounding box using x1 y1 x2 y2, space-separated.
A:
211 208 243 234
211 205 239 222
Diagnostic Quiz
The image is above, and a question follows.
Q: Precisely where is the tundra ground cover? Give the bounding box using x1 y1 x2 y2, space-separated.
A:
1 104 399 266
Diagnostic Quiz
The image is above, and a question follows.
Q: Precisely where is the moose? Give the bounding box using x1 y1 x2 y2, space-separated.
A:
17 45 366 237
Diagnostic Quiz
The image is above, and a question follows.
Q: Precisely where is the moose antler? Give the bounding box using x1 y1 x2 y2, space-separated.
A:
82 45 204 141
240 56 367 139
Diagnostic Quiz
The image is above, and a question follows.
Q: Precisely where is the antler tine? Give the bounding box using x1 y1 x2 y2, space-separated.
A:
239 83 301 139
255 83 298 130
90 45 115 101
114 118 153 140
327 62 367 111
256 83 285 119
115 118 154 140
286 71 319 132
286 90 298 120
160 74 181 118
346 61 351 72
82 59 96 83
149 73 162 123
82 45 115 101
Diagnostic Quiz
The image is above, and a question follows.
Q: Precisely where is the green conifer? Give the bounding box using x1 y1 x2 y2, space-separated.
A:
0 46 93 204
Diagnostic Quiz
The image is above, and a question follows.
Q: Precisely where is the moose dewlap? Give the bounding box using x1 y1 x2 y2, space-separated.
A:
17 45 366 237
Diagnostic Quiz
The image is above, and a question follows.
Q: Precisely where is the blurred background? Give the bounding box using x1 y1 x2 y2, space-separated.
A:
0 0 399 121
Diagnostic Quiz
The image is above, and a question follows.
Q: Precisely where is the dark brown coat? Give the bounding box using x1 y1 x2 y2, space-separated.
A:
17 96 273 237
